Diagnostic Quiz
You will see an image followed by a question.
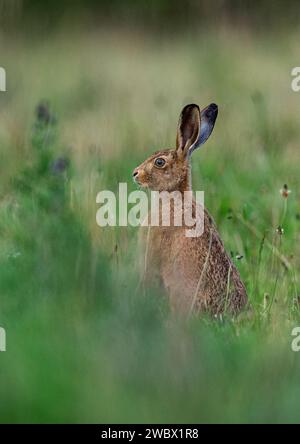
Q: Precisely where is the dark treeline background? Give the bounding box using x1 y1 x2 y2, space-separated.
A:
1 0 300 32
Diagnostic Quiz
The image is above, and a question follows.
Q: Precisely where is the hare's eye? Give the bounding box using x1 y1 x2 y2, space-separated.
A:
154 158 166 168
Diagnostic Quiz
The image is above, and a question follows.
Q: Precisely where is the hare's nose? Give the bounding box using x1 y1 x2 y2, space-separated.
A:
133 169 139 178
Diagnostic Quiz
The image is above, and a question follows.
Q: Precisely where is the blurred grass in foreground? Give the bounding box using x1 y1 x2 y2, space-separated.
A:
0 25 300 423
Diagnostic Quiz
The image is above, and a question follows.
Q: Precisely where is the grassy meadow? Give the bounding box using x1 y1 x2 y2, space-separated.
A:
0 24 300 423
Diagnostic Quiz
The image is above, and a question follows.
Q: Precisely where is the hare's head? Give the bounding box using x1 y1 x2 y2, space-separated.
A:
133 103 218 192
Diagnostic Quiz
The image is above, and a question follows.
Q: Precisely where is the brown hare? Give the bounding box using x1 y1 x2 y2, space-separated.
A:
133 103 247 316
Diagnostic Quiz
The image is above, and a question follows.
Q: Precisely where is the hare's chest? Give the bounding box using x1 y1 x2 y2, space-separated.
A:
160 230 208 289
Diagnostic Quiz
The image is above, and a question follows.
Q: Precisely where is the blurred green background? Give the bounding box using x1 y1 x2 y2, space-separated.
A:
0 0 300 423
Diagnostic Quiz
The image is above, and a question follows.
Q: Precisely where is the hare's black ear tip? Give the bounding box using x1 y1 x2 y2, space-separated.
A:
206 103 218 120
183 103 199 111
210 103 218 111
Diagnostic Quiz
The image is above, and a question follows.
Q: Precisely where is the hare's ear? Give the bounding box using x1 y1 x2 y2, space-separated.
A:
176 104 201 158
189 103 218 155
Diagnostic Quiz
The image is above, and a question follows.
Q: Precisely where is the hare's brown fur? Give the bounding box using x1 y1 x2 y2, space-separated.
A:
134 104 247 316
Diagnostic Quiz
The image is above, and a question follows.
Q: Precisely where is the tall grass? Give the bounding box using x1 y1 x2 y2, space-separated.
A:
0 26 299 423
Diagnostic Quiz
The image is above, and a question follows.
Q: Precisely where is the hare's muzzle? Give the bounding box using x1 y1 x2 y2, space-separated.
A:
132 168 140 184
133 166 148 187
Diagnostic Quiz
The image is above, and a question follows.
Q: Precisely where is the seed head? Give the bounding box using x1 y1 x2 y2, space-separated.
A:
280 184 291 198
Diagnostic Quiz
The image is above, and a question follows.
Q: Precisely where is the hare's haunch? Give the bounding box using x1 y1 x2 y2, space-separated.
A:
133 104 247 315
